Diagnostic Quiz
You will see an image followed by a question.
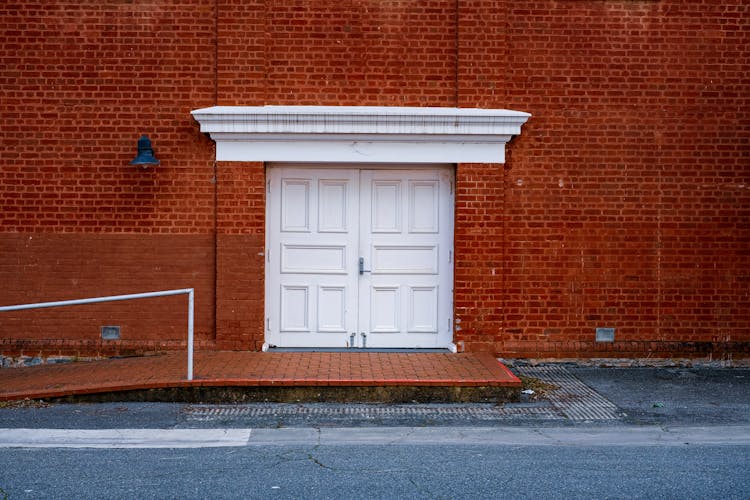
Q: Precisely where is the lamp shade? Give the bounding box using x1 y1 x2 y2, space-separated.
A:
130 135 160 166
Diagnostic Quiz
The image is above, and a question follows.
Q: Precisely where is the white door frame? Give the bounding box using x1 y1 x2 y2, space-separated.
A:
265 163 455 350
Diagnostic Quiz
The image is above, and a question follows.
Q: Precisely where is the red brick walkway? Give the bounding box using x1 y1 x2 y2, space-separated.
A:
0 351 520 401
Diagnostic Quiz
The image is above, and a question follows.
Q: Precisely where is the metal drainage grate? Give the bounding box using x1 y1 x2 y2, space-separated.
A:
183 403 562 422
515 365 621 421
181 365 621 423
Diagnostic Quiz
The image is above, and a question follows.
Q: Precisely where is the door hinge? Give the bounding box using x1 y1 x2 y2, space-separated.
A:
266 317 270 331
266 179 271 194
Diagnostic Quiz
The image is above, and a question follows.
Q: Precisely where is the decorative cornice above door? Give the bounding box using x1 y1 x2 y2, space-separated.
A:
191 106 530 164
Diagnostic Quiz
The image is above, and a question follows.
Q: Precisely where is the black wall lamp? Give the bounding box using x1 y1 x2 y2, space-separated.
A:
130 135 160 168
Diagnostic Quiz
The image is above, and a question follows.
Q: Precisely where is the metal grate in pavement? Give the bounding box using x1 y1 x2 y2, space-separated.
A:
515 365 621 421
183 403 562 422
181 365 621 423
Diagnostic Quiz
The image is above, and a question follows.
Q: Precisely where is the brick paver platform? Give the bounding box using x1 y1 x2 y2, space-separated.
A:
0 351 521 402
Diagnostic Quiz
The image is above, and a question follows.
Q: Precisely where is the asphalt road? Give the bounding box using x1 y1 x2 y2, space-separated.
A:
1 440 748 499
570 367 750 425
1 365 748 498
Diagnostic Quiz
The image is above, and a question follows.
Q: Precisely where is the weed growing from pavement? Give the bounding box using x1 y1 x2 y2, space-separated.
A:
518 375 559 400
0 398 51 409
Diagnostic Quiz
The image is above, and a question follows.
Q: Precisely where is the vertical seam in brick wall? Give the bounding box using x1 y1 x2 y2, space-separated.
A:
503 0 509 103
454 0 459 106
657 143 663 342
506 161 508 350
213 160 218 342
212 0 219 342
508 0 513 352
263 0 270 103
214 0 219 105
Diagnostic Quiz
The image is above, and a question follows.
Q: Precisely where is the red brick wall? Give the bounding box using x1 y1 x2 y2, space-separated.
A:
0 1 218 356
1 1 216 233
1 0 748 359
455 1 750 357
457 0 507 107
217 0 458 107
215 162 266 351
217 0 265 106
0 234 215 357
453 163 507 353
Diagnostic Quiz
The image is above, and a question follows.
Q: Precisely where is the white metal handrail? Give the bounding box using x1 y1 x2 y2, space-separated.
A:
0 288 195 380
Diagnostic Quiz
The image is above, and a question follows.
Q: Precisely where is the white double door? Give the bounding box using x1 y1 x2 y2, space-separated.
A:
266 165 454 349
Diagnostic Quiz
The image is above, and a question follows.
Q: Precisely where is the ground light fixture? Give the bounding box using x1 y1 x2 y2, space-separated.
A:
130 134 160 167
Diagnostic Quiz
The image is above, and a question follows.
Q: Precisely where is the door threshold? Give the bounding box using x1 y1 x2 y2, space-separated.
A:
266 347 453 353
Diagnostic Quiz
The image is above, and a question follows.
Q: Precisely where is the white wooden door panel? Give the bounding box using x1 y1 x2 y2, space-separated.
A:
267 166 453 349
267 168 359 348
358 169 453 348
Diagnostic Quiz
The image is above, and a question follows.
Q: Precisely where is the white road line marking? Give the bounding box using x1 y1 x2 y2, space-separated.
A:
247 425 750 447
0 428 252 448
2 426 749 448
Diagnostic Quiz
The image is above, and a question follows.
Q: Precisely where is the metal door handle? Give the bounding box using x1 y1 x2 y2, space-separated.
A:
358 257 371 275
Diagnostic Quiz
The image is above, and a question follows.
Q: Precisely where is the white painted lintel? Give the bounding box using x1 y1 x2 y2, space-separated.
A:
215 136 510 163
192 106 530 164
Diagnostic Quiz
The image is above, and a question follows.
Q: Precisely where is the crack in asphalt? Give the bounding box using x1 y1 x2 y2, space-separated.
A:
302 428 424 474
307 452 331 470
